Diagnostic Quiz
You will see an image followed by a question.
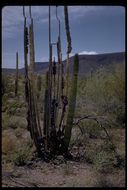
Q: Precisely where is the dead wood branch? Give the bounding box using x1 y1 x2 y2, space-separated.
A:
73 115 118 156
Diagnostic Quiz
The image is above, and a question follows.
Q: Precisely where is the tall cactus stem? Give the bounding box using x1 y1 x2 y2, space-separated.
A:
64 54 79 152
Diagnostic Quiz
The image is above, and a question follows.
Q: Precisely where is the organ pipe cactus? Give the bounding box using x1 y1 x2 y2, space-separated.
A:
64 6 72 97
64 54 79 152
23 6 43 157
23 5 77 158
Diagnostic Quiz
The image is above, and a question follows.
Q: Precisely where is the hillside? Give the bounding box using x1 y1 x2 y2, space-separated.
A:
2 52 125 75
66 52 125 76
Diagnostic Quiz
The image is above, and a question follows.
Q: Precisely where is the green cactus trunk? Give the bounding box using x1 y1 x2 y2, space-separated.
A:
37 75 42 92
63 54 79 152
29 8 42 145
15 52 18 96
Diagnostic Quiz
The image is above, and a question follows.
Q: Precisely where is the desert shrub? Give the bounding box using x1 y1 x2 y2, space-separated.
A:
83 136 117 166
2 74 9 95
2 134 17 155
25 138 35 148
70 122 102 151
6 100 26 115
70 126 83 147
15 107 27 117
114 106 125 126
93 150 117 173
84 148 96 164
14 127 24 137
80 120 101 139
10 145 33 166
8 116 27 129
2 95 8 112
2 113 10 130
2 74 15 95
2 132 35 165
76 63 125 128
115 154 125 168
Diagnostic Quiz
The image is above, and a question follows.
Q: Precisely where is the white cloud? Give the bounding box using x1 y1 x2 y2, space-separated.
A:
79 51 98 55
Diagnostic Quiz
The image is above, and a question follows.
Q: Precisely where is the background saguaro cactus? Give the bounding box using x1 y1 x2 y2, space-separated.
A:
15 52 18 96
64 54 79 152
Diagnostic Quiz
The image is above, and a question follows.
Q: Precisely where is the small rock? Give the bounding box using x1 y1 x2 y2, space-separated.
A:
53 155 65 165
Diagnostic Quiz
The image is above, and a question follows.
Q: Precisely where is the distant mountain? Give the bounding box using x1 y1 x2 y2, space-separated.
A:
65 52 125 76
2 62 49 74
2 52 125 75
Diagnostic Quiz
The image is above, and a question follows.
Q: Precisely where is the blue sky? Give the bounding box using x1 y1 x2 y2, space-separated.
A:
2 6 125 68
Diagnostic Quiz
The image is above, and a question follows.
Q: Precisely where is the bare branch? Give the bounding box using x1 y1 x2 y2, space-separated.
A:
73 115 118 156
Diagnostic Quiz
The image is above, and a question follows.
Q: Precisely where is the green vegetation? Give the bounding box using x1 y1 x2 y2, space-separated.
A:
76 63 125 128
2 74 13 96
93 150 116 172
2 131 34 166
2 61 125 175
10 145 33 166
5 100 26 116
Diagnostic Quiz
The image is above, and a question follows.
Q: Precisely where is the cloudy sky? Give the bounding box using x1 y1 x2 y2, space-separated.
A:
2 6 125 68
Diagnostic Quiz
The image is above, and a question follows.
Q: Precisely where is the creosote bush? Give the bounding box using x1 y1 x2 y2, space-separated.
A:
10 145 33 166
2 134 35 165
14 127 24 137
2 113 10 130
79 120 101 139
76 63 125 128
8 116 27 129
6 100 26 115
2 134 17 155
93 150 117 173
2 74 10 95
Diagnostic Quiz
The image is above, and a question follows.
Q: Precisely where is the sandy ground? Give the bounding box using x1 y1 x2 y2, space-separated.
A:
2 156 125 187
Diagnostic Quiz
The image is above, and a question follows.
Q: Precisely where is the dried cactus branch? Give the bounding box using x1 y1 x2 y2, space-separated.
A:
73 115 119 156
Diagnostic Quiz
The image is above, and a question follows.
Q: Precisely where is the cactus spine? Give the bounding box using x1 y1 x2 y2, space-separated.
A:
64 54 79 152
15 51 18 96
